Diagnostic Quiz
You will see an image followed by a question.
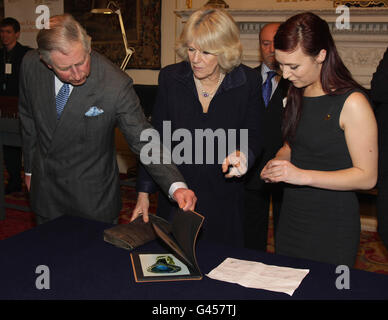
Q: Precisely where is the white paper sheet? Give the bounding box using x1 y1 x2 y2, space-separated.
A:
206 258 309 296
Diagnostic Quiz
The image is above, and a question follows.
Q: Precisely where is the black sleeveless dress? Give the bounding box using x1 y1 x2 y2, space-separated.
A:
275 91 360 266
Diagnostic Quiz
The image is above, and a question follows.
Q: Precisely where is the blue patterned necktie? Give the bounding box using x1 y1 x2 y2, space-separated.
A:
56 83 70 119
262 71 277 107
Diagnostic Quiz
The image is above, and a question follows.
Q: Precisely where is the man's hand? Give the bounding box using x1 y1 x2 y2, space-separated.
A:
131 192 151 223
25 175 31 191
173 188 197 211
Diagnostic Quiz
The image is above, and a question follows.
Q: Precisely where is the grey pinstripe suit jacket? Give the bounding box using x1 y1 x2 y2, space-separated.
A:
19 50 183 222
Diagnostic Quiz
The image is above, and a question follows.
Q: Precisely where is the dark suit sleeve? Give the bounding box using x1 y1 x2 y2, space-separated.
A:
371 48 388 108
244 68 264 170
136 69 169 194
115 73 184 196
18 53 36 174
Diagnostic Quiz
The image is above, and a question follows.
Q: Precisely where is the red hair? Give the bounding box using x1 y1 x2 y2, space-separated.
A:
274 12 364 143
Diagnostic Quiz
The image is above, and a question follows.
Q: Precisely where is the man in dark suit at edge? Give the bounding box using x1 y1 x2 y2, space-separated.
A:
0 17 31 194
244 22 289 251
371 47 388 250
19 14 197 225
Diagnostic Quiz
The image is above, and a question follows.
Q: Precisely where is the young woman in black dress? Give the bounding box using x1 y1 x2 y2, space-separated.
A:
261 12 378 266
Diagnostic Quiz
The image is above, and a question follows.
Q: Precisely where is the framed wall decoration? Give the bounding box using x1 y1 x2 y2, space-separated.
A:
333 0 388 6
65 0 161 69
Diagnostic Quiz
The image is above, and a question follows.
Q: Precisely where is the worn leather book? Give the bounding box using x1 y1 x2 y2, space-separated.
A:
103 214 171 250
130 208 205 282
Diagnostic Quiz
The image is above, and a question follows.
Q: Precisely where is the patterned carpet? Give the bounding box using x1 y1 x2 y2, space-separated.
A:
265 215 388 275
1 181 388 275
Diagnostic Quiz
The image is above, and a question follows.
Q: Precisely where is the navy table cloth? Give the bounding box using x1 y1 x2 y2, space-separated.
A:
1 215 387 300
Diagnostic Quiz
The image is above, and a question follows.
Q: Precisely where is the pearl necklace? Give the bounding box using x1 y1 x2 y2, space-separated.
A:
194 73 225 99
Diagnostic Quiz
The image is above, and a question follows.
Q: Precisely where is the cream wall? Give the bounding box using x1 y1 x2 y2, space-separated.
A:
126 0 337 85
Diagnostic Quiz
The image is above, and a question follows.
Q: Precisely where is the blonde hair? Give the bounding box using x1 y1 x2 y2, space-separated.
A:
37 14 91 65
176 8 242 73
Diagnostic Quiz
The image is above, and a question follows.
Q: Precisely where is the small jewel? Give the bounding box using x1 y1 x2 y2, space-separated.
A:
325 114 331 120
203 92 209 97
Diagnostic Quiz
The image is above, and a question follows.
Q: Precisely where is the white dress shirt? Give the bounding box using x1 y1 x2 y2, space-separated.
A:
54 76 74 95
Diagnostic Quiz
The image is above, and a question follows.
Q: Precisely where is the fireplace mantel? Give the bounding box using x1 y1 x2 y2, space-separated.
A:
175 8 388 88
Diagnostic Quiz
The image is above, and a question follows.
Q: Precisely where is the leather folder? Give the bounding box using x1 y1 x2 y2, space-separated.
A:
103 214 171 251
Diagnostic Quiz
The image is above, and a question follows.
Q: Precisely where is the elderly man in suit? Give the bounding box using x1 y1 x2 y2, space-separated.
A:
244 22 289 251
18 14 196 225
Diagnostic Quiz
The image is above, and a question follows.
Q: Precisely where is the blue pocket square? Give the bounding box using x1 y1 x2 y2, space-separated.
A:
85 106 104 117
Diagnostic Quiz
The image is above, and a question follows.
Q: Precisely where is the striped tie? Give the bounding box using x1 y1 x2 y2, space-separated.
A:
56 83 70 119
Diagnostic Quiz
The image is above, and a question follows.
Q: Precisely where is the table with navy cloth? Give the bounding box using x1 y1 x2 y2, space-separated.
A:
0 215 387 300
